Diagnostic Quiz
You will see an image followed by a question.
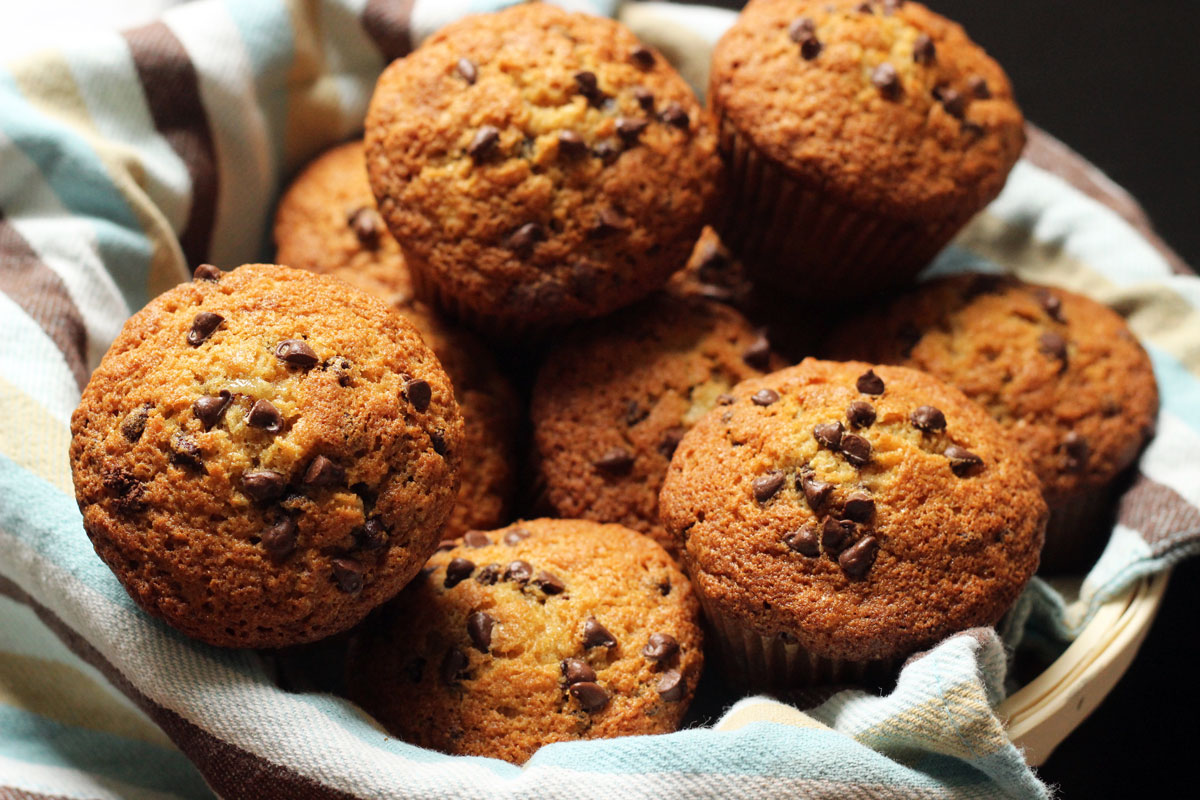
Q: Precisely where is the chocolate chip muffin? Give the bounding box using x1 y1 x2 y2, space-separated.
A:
69 264 464 648
365 2 721 337
709 0 1025 296
530 293 781 554
347 519 703 763
274 140 412 307
401 305 520 538
824 273 1159 571
658 359 1045 688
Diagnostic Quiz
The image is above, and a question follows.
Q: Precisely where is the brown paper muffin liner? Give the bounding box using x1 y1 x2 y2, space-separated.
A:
1040 486 1117 575
694 579 898 691
406 257 547 341
713 115 972 299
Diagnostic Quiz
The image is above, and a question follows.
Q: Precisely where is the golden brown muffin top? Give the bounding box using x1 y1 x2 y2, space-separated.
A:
531 293 781 554
658 358 1045 662
273 140 412 306
709 0 1025 219
365 2 721 330
69 264 463 648
348 519 702 764
824 273 1159 504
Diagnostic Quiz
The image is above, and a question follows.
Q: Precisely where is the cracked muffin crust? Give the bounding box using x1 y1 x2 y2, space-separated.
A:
530 292 782 554
69 264 464 648
824 273 1159 570
274 140 412 307
658 358 1045 687
347 518 702 764
709 0 1025 293
364 2 721 335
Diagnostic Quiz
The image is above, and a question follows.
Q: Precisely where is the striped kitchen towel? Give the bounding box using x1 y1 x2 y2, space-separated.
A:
1 1 1197 798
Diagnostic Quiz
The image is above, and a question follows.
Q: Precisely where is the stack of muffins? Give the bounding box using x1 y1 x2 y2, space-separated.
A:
69 1 1158 764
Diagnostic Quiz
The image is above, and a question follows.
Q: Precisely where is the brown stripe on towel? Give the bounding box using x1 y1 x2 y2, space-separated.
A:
123 22 218 270
1116 472 1200 551
0 575 364 800
362 0 416 64
0 210 89 390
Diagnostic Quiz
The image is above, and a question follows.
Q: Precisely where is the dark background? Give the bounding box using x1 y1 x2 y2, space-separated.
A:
704 1 1200 795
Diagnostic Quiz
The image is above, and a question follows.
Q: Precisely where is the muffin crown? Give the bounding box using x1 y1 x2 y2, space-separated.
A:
709 0 1025 220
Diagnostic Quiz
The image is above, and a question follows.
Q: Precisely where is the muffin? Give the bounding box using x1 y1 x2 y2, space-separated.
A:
530 293 782 554
274 140 412 306
347 519 703 763
364 2 721 336
658 359 1045 688
709 0 1025 295
69 264 464 648
824 273 1159 571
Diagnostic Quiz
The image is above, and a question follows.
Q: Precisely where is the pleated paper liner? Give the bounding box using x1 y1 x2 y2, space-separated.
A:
712 113 973 299
1039 484 1121 575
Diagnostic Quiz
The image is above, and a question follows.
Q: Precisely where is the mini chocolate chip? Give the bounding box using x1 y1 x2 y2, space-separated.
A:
633 87 655 111
716 393 735 406
503 527 531 546
275 339 318 369
631 45 655 69
403 379 432 412
839 536 879 578
103 467 146 514
871 63 901 99
742 333 772 370
187 312 223 346
561 658 596 685
937 86 966 118
944 445 983 476
822 517 857 555
570 681 610 711
856 370 885 395
643 633 680 662
843 491 876 522
506 222 545 256
242 470 286 502
440 647 468 685
912 33 936 64
753 470 786 503
246 399 283 433
475 563 501 585
796 33 822 59
583 619 617 649
456 57 477 84
911 405 947 432
169 432 203 469
262 516 297 560
302 455 344 488
558 130 588 158
463 531 492 548
799 471 833 510
588 208 624 239
347 206 383 245
855 1 874 12
574 70 599 94
1063 432 1089 473
358 517 388 551
1035 288 1065 322
121 405 151 442
788 17 815 42
658 426 687 459
533 570 566 595
1039 331 1068 363
967 74 991 99
595 447 635 476
436 539 457 552
616 117 649 145
752 388 780 406
193 263 221 281
332 558 363 593
846 400 876 428
783 522 821 557
467 611 494 652
444 557 475 588
467 125 500 160
504 560 533 584
429 429 447 456
592 141 619 164
841 433 873 467
193 392 231 431
656 669 685 701
814 421 844 450
659 102 689 130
